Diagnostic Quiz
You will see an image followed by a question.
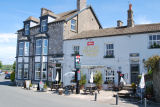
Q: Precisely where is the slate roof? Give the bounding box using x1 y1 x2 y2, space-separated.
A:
25 16 40 23
66 23 160 40
18 6 102 31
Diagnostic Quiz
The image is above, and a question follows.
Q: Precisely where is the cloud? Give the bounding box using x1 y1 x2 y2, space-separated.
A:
0 33 17 65
135 16 152 24
0 33 17 43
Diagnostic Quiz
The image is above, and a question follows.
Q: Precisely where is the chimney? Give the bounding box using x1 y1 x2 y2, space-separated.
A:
127 4 134 27
41 8 53 16
77 0 87 11
117 20 123 27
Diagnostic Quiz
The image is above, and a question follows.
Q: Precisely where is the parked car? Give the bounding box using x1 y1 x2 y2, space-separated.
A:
5 74 11 79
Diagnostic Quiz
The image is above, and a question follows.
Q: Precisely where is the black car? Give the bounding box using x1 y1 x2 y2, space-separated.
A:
5 74 11 79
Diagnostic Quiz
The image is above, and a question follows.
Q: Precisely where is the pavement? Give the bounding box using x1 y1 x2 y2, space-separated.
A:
0 75 159 107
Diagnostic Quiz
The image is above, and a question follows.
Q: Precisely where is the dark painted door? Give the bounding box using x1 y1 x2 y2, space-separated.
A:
131 64 139 84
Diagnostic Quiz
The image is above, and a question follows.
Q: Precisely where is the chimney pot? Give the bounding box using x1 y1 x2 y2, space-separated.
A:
117 20 123 27
129 4 132 10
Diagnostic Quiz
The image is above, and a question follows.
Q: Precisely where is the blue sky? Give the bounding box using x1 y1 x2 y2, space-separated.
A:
0 0 160 64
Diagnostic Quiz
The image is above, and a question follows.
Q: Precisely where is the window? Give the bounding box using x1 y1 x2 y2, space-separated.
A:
18 64 23 79
71 19 76 31
149 35 160 48
25 24 30 35
24 42 29 56
19 42 24 56
35 63 41 80
104 44 114 58
41 20 47 32
36 39 42 55
73 46 80 54
24 64 29 79
105 70 115 84
42 63 47 80
43 39 48 55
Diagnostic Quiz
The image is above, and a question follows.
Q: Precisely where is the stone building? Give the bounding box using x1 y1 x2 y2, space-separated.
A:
15 0 101 84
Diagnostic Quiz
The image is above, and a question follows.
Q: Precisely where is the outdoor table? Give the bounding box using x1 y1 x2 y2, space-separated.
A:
53 84 60 93
83 86 96 95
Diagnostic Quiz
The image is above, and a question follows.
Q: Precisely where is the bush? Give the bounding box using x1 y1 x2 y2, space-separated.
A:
10 71 15 82
79 73 86 86
44 83 47 89
94 71 103 88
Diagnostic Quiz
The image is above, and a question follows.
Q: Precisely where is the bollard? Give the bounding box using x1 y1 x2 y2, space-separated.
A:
95 92 97 101
144 98 147 107
116 94 119 105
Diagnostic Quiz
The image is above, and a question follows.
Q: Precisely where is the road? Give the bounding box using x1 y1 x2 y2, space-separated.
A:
0 75 112 107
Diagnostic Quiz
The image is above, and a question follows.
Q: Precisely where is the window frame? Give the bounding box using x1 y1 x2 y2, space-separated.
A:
149 35 160 49
24 24 30 35
104 44 114 58
41 19 47 32
71 19 76 31
105 69 115 84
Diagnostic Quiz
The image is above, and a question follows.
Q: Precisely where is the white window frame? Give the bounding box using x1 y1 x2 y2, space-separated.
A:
19 42 24 56
41 20 47 32
24 64 29 79
35 63 41 80
18 64 23 79
73 46 80 54
36 39 42 55
105 69 115 84
42 63 47 80
105 44 114 57
25 24 30 35
149 35 160 48
43 39 48 55
24 42 29 56
71 19 76 31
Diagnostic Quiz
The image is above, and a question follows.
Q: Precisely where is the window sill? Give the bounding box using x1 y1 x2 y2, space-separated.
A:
70 29 77 33
104 56 115 58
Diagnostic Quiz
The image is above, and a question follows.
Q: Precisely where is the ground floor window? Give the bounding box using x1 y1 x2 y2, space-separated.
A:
18 64 23 79
24 64 29 79
35 63 41 80
105 70 115 84
42 63 47 80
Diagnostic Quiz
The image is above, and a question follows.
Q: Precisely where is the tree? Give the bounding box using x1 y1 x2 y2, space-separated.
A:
0 61 2 69
10 61 16 82
94 71 103 89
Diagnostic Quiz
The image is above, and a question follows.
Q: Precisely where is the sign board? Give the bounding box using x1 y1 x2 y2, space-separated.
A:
25 80 31 89
77 70 81 81
87 41 94 46
75 55 81 69
39 81 44 91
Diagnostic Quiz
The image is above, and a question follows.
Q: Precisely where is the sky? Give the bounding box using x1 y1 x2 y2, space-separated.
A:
0 0 160 65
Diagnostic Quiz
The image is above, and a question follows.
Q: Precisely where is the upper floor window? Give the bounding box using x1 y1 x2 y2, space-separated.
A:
35 39 48 55
104 44 114 58
19 42 29 56
149 35 160 48
25 24 30 35
19 42 24 56
71 19 76 31
41 20 47 32
73 46 80 55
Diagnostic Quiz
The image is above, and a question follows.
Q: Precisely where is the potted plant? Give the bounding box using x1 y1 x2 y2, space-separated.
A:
43 83 48 92
79 73 86 90
94 71 103 90
29 83 32 90
146 85 153 99
131 83 136 94
58 88 63 95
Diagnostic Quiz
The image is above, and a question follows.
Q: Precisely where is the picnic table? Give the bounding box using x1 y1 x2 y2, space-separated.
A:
83 86 97 95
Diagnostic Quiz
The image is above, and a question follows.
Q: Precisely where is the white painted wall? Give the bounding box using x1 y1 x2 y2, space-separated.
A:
63 33 160 87
48 16 55 23
30 21 38 27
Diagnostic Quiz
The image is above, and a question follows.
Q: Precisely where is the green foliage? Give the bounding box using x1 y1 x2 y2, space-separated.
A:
144 55 160 72
79 73 86 86
146 85 153 95
2 65 13 71
131 83 136 89
94 71 103 87
10 71 15 82
44 83 47 89
0 61 2 69
29 83 32 87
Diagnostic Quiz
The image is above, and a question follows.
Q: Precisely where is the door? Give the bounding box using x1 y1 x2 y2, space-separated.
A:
130 64 139 84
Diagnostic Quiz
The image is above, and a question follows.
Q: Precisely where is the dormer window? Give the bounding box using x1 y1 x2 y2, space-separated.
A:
41 19 47 32
71 19 76 31
25 24 30 35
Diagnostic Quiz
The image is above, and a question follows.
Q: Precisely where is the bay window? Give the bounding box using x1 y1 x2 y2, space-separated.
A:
41 20 47 32
24 64 29 79
35 63 41 80
25 24 30 35
18 64 23 79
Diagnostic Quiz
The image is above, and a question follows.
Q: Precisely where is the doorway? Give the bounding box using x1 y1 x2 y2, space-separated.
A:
130 64 139 84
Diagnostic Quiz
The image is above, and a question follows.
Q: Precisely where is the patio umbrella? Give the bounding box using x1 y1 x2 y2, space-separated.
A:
139 73 145 103
90 72 94 83
139 73 145 89
63 72 75 87
55 72 59 82
120 77 126 85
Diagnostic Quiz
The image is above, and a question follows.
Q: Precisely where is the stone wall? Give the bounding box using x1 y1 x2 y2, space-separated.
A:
153 60 160 102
